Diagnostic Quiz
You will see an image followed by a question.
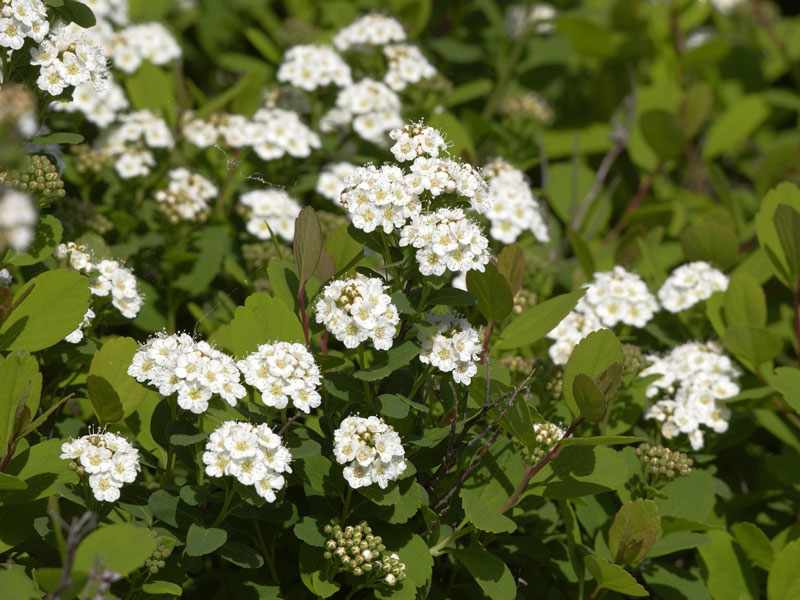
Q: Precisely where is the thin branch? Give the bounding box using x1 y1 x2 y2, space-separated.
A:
45 510 96 600
604 159 665 244
277 412 302 437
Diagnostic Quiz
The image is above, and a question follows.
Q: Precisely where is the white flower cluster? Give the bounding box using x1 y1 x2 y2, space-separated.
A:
505 3 557 38
55 242 144 320
203 421 292 503
249 108 322 160
383 44 436 91
60 431 140 502
239 188 301 241
399 207 491 277
333 415 406 489
106 23 181 74
315 277 400 350
389 122 448 161
0 187 36 252
322 79 402 144
333 14 406 50
340 164 422 233
2 0 48 49
53 80 129 127
657 261 729 313
81 0 128 26
547 267 659 364
30 23 110 96
155 168 217 223
65 307 96 344
101 110 174 178
316 162 359 205
642 341 739 450
417 313 481 385
128 332 246 414
406 156 491 213
277 44 352 90
483 158 549 244
238 342 322 413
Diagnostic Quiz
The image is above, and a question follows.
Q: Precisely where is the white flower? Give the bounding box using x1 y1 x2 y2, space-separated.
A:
324 79 402 144
314 277 400 351
0 188 36 252
334 415 406 489
658 261 729 313
203 421 292 502
333 14 406 50
417 313 481 385
0 17 25 50
60 430 140 502
238 342 322 413
154 168 216 223
277 44 352 90
383 44 436 91
316 162 359 205
483 158 549 244
239 189 301 241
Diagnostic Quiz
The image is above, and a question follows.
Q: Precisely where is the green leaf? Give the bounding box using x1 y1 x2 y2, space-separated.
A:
293 206 323 283
573 374 607 422
31 132 84 145
87 374 124 425
0 569 40 600
466 263 513 323
0 439 77 504
723 325 782 370
774 204 800 282
299 544 340 598
563 329 623 417
323 225 362 274
0 269 90 352
649 532 710 558
680 217 738 270
679 81 713 139
768 367 800 414
425 287 477 309
583 555 648 596
768 539 800 600
58 0 96 27
0 350 41 455
185 524 227 557
732 522 774 570
378 394 410 419
141 581 183 596
559 435 645 447
353 341 419 381
496 244 526 296
724 272 767 327
230 293 303 358
608 499 661 565
293 517 326 547
125 61 176 124
451 548 516 600
89 337 149 417
698 530 758 600
174 226 231 293
755 183 800 286
530 445 630 499
243 27 281 63
655 470 715 524
442 78 493 107
640 109 684 160
73 524 157 577
3 215 62 267
494 288 586 350
426 109 475 158
374 530 433 599
218 541 264 569
0 472 27 490
460 485 516 533
702 95 769 159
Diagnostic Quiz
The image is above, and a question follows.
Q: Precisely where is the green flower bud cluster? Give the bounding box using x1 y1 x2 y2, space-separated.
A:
512 288 537 315
636 443 693 487
71 144 112 175
621 343 648 374
500 355 536 382
531 422 565 464
144 544 172 574
322 519 406 586
501 92 554 125
0 155 65 200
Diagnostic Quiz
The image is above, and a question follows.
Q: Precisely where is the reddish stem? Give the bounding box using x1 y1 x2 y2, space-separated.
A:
0 438 15 473
478 320 495 365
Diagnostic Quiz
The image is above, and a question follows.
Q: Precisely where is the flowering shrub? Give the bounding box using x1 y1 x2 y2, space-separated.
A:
1 0 799 599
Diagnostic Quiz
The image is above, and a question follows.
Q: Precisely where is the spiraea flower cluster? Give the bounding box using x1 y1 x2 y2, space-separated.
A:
400 207 491 276
383 44 436 91
101 110 174 178
128 332 246 414
417 313 481 385
60 430 140 502
642 341 739 450
546 304 603 365
530 422 565 463
483 158 549 244
1 1 47 49
316 162 358 205
237 342 322 413
340 164 422 233
53 79 129 127
202 421 292 502
277 44 352 90
333 14 406 50
155 168 217 223
0 187 36 252
333 415 406 489
31 23 110 96
636 443 693 487
323 519 407 586
239 188 301 241
315 277 400 350
389 122 448 161
323 79 402 143
54 241 144 321
657 261 729 313
105 23 181 74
